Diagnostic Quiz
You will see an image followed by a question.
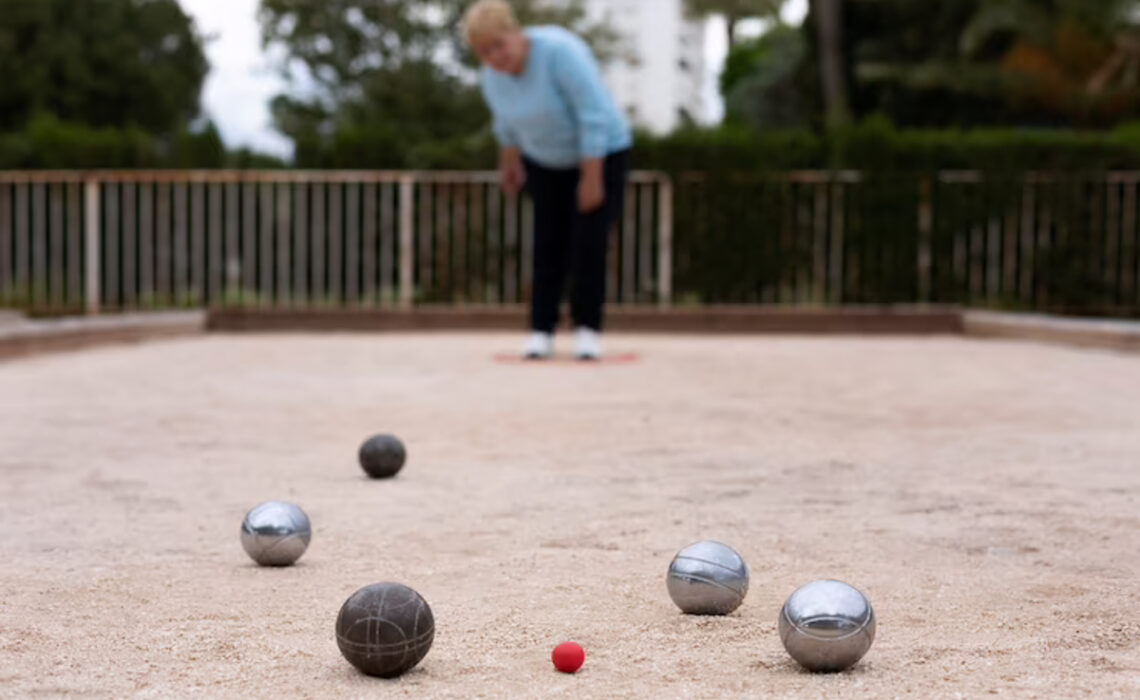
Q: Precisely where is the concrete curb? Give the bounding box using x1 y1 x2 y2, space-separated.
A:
0 312 207 362
2 307 1138 362
962 311 1140 353
206 306 965 336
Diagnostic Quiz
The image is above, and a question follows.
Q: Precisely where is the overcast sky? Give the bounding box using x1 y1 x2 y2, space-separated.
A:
178 0 808 158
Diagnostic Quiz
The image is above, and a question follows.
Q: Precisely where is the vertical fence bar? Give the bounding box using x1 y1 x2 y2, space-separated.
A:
240 182 256 304
67 182 82 309
1123 180 1137 306
84 178 101 314
471 183 486 303
1001 185 1017 303
157 182 172 304
811 181 828 304
435 183 450 302
486 181 502 304
986 216 1001 302
638 182 654 303
1019 181 1035 305
520 197 533 302
293 181 309 307
362 182 377 305
103 183 119 309
15 184 28 303
452 183 467 303
174 182 189 305
1106 179 1121 305
310 181 326 305
276 181 291 305
122 182 137 308
504 191 518 303
399 175 415 308
777 180 794 303
380 182 394 304
224 181 239 305
191 181 205 305
258 182 273 306
328 182 343 305
345 182 360 304
658 176 673 307
138 181 153 307
208 182 223 307
621 183 636 303
49 183 65 310
417 182 433 304
917 175 933 303
32 184 46 308
1035 179 1053 307
827 181 845 304
0 183 10 305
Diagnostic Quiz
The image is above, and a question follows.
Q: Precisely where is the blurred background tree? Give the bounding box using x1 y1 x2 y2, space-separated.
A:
0 0 208 133
683 0 785 46
258 0 620 167
788 0 1140 128
0 0 260 167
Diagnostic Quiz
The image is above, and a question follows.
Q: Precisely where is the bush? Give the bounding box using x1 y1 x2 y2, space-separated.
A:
0 114 285 169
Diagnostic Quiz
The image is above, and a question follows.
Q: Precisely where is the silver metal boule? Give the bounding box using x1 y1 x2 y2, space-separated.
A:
666 540 749 615
240 500 312 566
779 579 875 672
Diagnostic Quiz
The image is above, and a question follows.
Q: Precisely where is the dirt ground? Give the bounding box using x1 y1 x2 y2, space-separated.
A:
0 332 1137 698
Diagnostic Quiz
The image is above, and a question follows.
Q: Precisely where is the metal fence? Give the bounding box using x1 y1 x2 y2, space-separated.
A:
673 171 1140 313
0 170 672 314
3 169 1140 316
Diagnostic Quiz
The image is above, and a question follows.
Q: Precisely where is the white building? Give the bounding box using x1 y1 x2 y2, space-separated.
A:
584 0 708 134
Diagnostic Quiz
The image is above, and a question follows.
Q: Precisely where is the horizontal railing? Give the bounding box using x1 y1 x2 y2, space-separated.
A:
2 169 1139 317
0 170 672 314
673 170 1140 313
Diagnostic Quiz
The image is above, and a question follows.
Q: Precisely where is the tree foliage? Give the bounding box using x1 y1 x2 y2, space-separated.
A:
259 0 619 166
683 0 785 45
725 0 1140 129
0 0 209 134
722 27 809 128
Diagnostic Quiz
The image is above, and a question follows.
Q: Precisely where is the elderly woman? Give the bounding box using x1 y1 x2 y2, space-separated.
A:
464 0 632 360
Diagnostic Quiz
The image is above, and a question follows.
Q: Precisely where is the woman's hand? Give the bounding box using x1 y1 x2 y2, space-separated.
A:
499 147 525 195
578 158 605 213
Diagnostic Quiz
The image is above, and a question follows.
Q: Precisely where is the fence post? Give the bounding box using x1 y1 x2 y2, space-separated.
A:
917 174 934 304
84 176 101 315
398 174 415 309
657 174 673 307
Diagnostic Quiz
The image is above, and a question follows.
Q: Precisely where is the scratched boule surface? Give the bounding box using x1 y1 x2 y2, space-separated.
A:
0 333 1137 698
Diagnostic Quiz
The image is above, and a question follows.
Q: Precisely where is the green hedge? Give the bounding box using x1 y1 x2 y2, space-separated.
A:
637 118 1140 173
3 117 1138 315
0 114 285 170
9 114 1140 173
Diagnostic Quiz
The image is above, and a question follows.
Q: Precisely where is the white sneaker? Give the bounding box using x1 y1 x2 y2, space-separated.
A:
573 327 603 361
522 331 553 360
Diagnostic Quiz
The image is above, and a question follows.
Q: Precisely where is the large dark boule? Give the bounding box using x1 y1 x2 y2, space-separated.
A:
358 434 407 479
335 582 434 678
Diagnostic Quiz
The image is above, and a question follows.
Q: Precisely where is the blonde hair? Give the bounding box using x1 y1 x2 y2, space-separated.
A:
463 0 520 46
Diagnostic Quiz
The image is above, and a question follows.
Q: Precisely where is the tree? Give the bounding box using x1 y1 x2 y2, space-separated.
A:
259 0 620 166
812 0 850 128
0 0 208 134
684 0 785 46
794 0 1140 128
722 26 809 128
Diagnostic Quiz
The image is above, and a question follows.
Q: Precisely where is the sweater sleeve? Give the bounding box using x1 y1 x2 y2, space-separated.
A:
481 77 519 148
492 113 519 148
549 38 611 160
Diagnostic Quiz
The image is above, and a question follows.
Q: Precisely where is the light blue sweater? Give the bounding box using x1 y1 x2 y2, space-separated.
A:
480 26 632 169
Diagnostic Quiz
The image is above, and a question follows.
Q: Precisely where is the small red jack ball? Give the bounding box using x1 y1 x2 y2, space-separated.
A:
552 641 585 673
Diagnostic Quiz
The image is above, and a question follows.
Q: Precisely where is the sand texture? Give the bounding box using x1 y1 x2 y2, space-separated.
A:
0 333 1138 698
